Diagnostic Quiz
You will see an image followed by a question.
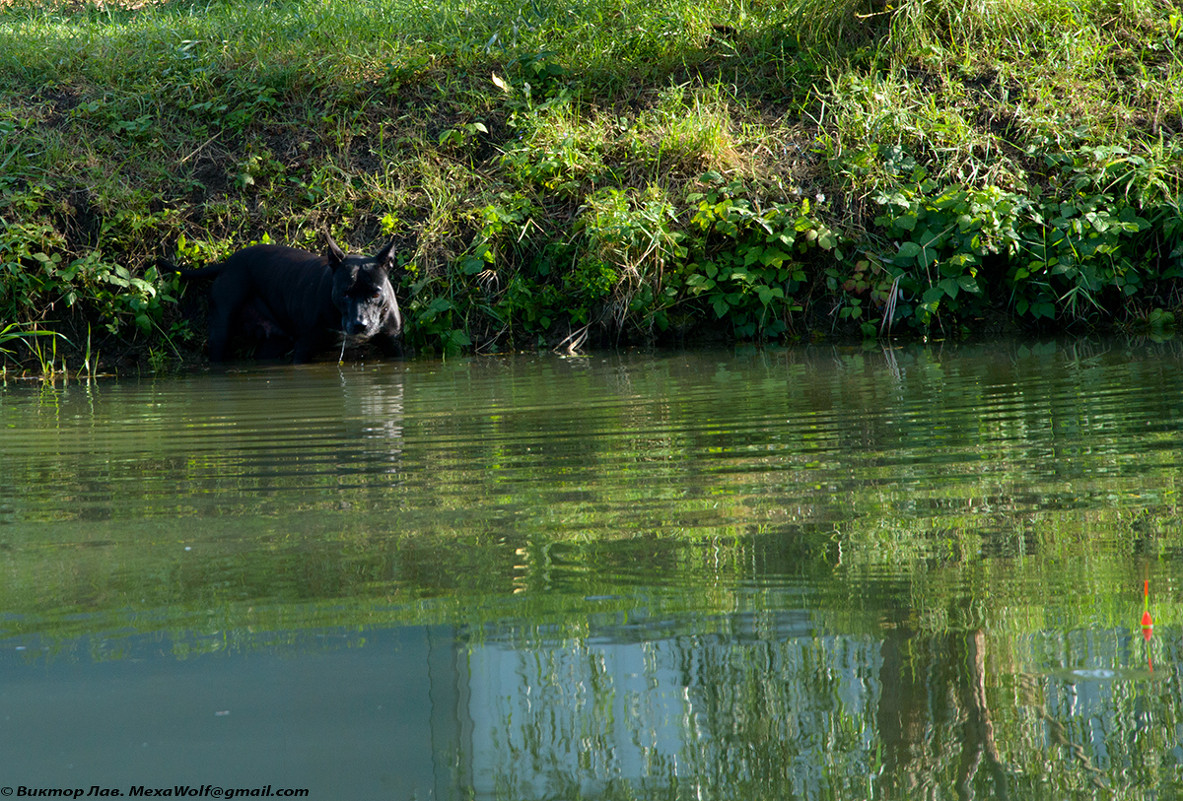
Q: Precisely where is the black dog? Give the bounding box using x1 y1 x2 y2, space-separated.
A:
175 235 402 362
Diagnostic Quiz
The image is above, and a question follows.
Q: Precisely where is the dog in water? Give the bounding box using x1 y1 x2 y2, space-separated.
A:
174 235 403 362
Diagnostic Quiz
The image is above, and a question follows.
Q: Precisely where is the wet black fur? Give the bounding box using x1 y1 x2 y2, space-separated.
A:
174 236 402 363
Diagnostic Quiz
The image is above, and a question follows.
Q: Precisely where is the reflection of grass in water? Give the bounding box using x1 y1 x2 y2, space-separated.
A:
5 343 1183 651
1 501 1175 654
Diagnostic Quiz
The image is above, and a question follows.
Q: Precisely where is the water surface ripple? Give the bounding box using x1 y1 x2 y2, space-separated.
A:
2 340 1183 799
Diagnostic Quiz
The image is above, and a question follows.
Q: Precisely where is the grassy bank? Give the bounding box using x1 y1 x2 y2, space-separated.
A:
1 0 1181 371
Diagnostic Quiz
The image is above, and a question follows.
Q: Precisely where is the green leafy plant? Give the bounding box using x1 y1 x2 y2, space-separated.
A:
873 183 1029 329
680 178 837 338
869 144 1180 334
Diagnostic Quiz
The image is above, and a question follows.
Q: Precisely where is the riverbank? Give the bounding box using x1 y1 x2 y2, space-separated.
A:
1 0 1181 373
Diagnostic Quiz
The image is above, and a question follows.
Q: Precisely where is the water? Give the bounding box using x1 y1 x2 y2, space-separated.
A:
2 340 1182 799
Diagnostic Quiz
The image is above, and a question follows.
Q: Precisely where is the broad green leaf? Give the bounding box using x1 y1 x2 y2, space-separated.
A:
957 275 979 293
761 247 789 267
897 242 922 260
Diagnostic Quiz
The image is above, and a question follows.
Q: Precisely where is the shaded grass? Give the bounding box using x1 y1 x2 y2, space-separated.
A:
0 0 1181 367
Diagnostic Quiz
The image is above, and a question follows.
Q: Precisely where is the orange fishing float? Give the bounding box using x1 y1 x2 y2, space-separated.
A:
1142 579 1154 645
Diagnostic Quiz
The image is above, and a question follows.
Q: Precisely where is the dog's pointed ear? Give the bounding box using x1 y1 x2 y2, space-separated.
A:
375 238 398 271
325 232 346 266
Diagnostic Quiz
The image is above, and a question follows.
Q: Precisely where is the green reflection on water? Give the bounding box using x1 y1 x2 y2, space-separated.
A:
2 340 1183 798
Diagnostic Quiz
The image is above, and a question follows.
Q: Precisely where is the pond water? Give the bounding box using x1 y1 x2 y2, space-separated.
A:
2 340 1182 799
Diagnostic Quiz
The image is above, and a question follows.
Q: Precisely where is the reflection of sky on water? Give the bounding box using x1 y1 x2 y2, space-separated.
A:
0 611 888 799
2 614 1181 799
468 638 690 792
465 608 882 799
0 626 438 798
1027 628 1175 778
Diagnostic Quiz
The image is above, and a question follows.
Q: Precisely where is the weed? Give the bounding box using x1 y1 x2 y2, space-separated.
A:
0 323 58 365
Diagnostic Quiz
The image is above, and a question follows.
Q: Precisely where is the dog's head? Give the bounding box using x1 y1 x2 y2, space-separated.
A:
326 235 402 342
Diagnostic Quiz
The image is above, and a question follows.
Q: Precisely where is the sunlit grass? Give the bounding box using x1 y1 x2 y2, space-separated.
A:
0 0 1180 364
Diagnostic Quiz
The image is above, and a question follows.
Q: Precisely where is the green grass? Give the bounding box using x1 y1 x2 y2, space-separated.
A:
0 0 1181 368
